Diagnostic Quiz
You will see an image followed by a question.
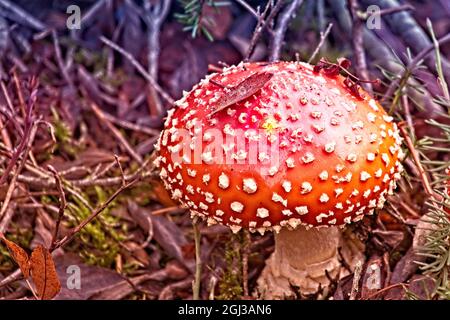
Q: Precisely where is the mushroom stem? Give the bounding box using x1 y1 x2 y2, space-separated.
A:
257 226 361 298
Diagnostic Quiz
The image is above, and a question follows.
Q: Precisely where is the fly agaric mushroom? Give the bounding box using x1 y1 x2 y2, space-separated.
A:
154 61 404 298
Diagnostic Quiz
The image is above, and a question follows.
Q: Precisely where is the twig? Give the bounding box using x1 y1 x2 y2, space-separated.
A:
52 177 139 250
245 0 285 61
308 23 333 63
0 122 37 227
0 0 46 30
51 30 75 90
362 282 407 300
349 260 363 300
141 0 172 117
398 124 435 197
402 94 415 138
382 33 450 103
0 80 37 185
242 229 250 297
374 4 414 17
114 154 126 186
101 105 159 136
48 165 67 251
269 0 304 62
348 0 372 94
89 102 143 164
192 217 202 300
100 36 174 105
234 0 260 19
0 204 15 234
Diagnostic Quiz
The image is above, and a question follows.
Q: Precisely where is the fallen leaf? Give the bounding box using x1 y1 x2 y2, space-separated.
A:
0 233 30 278
30 245 61 300
209 71 273 116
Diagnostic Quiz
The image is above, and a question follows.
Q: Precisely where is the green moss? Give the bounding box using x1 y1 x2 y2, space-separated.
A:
51 107 79 157
217 235 243 300
50 186 126 268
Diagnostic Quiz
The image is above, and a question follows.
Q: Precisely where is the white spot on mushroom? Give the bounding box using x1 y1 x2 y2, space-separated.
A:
272 192 288 206
230 201 244 213
335 188 344 197
301 182 313 194
347 153 357 163
319 170 329 181
203 174 210 184
282 180 292 192
319 193 330 203
258 152 270 163
286 157 295 168
216 210 224 216
374 169 383 178
202 151 214 164
187 169 197 177
230 225 242 233
268 166 279 176
295 206 308 215
256 208 269 218
218 172 230 189
383 115 393 123
324 142 336 153
243 178 258 194
367 153 376 161
282 209 293 216
301 152 315 164
381 153 390 166
360 171 371 182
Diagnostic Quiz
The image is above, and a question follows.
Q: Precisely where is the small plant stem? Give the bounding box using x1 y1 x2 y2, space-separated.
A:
242 229 250 297
192 217 202 300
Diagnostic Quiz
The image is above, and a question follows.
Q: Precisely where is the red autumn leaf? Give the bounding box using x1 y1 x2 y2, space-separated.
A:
0 233 30 278
30 245 61 300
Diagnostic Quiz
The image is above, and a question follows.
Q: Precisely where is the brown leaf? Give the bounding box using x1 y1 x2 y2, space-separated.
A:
30 245 61 300
0 233 30 278
209 71 273 116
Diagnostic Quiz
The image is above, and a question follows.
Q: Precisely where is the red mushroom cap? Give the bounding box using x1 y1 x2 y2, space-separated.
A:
155 61 404 234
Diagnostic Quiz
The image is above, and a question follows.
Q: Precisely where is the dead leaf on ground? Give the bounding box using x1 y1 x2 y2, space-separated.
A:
0 233 30 278
30 245 61 300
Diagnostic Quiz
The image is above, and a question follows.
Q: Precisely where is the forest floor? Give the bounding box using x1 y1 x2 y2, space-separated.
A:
0 0 449 300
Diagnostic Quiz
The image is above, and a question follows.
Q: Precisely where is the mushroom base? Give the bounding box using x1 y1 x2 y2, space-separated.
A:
256 225 363 299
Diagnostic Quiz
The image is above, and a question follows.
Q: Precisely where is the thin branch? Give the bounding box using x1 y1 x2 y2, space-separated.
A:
48 165 67 251
234 0 259 19
242 229 250 297
192 217 202 300
382 33 450 103
52 177 139 250
89 102 144 164
0 81 37 185
349 260 363 300
269 0 304 62
51 30 75 90
245 0 285 61
308 23 333 63
100 36 174 105
0 122 37 226
0 0 46 30
375 4 414 17
398 124 435 197
348 0 372 93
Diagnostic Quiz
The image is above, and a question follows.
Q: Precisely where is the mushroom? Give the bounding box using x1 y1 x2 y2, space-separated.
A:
154 61 404 298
